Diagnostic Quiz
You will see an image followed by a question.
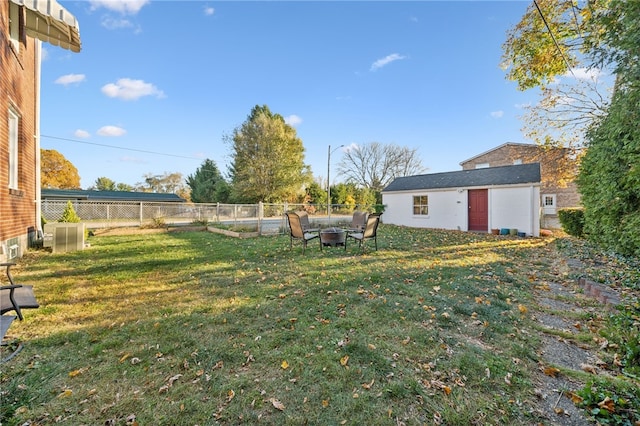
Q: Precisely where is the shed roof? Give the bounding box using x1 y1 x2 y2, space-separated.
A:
382 163 541 193
41 189 186 202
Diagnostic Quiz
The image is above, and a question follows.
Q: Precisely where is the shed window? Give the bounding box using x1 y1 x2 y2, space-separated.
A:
475 163 489 169
413 195 428 215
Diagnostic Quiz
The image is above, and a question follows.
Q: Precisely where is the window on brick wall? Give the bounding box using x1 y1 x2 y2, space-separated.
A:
9 2 21 52
542 194 556 215
8 108 20 190
475 163 489 169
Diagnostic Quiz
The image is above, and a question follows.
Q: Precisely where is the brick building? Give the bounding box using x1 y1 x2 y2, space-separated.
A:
460 142 581 228
1 0 81 262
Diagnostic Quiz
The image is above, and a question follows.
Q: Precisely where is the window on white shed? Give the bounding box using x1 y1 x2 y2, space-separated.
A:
413 195 428 215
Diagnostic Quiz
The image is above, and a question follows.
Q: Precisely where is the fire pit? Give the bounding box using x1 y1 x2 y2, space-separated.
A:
320 227 346 248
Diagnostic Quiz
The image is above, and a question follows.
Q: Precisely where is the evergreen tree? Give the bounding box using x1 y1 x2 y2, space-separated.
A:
187 159 229 203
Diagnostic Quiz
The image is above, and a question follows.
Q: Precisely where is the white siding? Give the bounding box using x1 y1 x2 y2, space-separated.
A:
490 186 540 236
383 185 540 237
383 189 468 231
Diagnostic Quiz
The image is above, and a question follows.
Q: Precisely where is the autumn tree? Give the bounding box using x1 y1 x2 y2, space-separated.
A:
187 159 230 203
41 149 80 189
136 172 190 200
227 105 312 203
336 142 426 195
304 181 326 206
501 0 612 152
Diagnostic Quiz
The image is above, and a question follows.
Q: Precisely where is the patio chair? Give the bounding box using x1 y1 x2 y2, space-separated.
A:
296 211 319 233
0 263 39 321
348 211 368 232
285 212 320 254
346 214 381 251
1 262 40 362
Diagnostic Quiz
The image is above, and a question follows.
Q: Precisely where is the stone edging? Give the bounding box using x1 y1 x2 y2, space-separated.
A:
577 277 621 307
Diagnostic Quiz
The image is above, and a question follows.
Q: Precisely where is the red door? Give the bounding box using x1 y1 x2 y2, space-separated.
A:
468 189 488 231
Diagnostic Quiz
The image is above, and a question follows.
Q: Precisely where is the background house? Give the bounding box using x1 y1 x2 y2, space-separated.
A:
460 142 580 228
1 0 81 262
382 163 541 237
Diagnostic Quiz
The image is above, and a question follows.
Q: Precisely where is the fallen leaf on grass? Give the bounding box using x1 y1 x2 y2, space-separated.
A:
517 304 528 314
270 398 285 411
68 368 88 377
543 366 561 377
362 379 375 390
57 389 72 398
581 363 597 374
340 355 349 367
568 391 583 404
504 372 512 385
598 397 615 413
227 390 235 402
281 360 289 369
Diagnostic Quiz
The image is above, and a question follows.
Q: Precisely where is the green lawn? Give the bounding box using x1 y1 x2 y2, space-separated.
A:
0 226 634 425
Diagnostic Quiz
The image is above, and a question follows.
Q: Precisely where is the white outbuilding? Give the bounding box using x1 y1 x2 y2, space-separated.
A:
381 163 541 237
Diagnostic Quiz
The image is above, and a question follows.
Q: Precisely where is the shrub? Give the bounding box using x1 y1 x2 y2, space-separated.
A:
558 208 585 237
59 201 81 223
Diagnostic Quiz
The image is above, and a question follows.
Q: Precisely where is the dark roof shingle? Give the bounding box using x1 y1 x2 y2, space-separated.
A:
383 163 541 192
41 189 185 202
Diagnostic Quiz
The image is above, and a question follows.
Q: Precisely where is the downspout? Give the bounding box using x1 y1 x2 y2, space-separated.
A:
530 185 536 237
35 40 42 234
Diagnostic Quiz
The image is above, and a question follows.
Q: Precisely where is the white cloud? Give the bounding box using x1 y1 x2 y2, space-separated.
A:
90 0 149 14
55 74 86 86
490 110 504 118
97 125 127 137
566 67 603 81
120 156 146 164
514 103 530 109
204 6 215 16
285 115 302 126
343 143 359 153
370 53 407 71
100 16 134 30
102 78 165 101
74 129 90 138
41 47 49 61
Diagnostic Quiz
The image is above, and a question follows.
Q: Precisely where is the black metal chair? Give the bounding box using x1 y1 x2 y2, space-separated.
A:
285 212 320 254
1 262 40 362
346 214 381 251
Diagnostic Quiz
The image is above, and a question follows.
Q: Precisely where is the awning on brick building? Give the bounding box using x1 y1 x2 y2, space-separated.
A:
10 0 81 52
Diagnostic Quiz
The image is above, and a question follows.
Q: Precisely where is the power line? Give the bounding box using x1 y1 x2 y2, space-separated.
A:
533 0 578 79
41 134 204 161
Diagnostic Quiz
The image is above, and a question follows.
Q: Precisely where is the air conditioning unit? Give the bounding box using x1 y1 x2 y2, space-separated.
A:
43 223 85 253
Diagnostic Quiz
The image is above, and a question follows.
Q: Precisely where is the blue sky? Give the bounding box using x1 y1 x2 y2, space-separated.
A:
41 0 541 189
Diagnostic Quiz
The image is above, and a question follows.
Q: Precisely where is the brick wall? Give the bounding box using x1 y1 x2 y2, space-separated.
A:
461 143 582 227
1 3 39 262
